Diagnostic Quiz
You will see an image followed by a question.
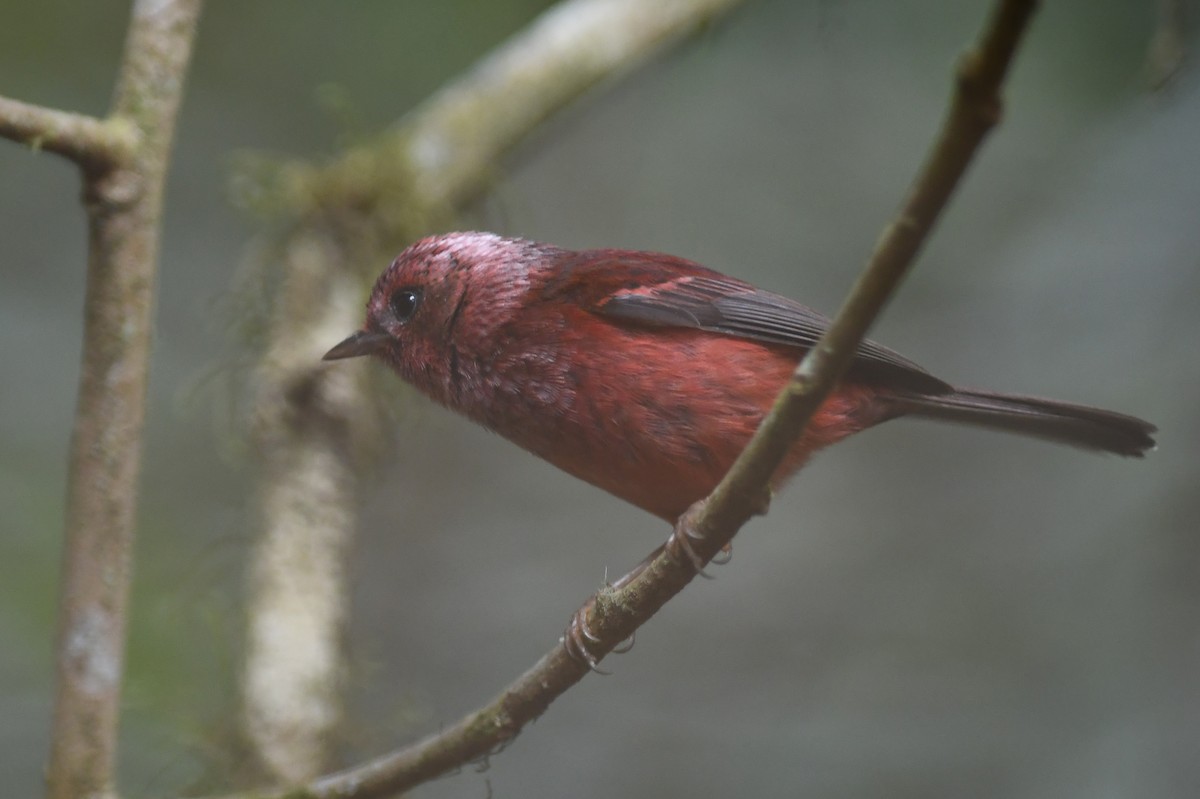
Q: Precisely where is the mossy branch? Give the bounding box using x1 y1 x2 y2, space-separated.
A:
0 96 137 167
1 2 208 799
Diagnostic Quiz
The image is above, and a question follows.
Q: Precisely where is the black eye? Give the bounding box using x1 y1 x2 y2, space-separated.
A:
389 287 422 322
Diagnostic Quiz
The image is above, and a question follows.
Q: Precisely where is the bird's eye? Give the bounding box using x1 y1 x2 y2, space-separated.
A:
389 287 422 322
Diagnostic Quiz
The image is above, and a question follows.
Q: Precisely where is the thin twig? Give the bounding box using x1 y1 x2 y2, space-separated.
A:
44 1 205 798
220 1 1039 797
0 95 137 167
1146 0 1185 90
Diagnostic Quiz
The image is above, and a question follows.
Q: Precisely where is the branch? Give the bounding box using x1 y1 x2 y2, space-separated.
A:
239 231 382 784
285 0 747 222
0 95 136 167
684 0 1038 533
400 0 747 210
224 0 1040 797
235 0 750 786
1146 0 1185 90
45 1 205 798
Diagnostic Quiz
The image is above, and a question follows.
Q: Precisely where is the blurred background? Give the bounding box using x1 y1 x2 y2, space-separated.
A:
2 0 1197 796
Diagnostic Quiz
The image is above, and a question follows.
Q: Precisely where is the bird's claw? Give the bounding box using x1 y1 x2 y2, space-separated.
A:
563 587 638 670
667 516 731 576
668 521 710 576
563 604 609 674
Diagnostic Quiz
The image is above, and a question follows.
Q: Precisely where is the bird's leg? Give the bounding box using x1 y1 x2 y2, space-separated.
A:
610 543 665 588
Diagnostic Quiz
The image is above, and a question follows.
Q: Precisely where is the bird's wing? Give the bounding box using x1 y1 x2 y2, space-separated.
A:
550 251 950 394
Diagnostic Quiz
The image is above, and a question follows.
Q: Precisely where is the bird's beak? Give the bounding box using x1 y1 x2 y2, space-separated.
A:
322 330 391 361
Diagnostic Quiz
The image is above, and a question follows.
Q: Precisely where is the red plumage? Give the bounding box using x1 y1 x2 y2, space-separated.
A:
324 232 1155 521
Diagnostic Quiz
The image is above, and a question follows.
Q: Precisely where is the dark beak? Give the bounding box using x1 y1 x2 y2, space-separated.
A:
322 330 391 361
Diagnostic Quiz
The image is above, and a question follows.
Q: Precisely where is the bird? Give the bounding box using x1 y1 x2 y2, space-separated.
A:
323 232 1156 525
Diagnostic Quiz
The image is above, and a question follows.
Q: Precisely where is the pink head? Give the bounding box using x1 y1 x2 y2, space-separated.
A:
323 232 565 406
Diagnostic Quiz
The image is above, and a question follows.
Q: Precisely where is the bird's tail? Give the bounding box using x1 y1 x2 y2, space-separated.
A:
887 388 1157 457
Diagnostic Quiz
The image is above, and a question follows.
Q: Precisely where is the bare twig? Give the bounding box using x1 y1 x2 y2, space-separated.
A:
237 0 749 785
36 2 206 798
0 96 136 167
223 1 1039 797
1146 0 1185 90
679 0 1038 539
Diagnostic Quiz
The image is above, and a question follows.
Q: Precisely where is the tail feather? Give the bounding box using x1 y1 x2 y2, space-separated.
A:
889 388 1157 457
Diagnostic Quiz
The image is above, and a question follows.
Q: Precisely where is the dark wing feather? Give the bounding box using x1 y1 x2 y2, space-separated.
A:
544 250 1156 455
588 269 951 395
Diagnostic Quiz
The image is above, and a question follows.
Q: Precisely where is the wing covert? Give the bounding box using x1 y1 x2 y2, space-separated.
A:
598 275 951 394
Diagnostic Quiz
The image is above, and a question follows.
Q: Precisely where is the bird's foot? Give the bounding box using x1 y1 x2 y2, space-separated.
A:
562 602 609 674
666 507 732 576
